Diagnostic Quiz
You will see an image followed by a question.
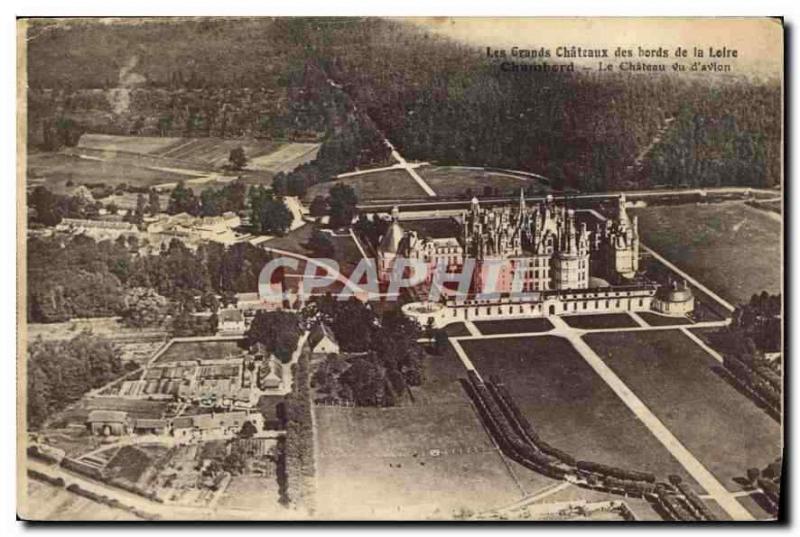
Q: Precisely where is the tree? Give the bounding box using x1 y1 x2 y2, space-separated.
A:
228 146 248 171
747 467 761 485
245 311 301 362
339 356 387 407
201 188 222 217
166 181 200 215
29 186 62 226
272 173 288 196
121 287 169 328
432 329 449 356
309 196 328 217
239 420 258 439
27 334 125 429
308 229 335 257
147 189 161 216
328 184 358 227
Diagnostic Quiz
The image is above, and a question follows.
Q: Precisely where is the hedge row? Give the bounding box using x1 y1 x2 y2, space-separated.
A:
757 477 781 516
724 355 781 413
27 468 65 488
65 483 160 520
467 373 680 506
656 490 701 521
677 482 717 521
27 445 60 465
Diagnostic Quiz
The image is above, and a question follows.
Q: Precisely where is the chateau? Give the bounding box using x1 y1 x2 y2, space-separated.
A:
382 193 694 327
378 192 640 291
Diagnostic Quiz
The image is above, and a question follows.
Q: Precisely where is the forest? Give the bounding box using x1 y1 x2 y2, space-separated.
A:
27 334 128 429
307 298 425 407
27 17 781 191
27 233 273 323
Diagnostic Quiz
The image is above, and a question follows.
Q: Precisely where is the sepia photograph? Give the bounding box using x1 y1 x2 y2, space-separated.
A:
16 15 784 522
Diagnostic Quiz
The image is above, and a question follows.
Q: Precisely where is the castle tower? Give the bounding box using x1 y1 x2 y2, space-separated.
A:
378 206 406 280
552 208 590 290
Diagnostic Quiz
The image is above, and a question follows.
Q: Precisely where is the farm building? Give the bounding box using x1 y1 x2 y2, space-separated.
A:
218 308 247 334
309 323 339 354
172 411 265 444
132 418 169 435
87 410 130 436
258 355 288 392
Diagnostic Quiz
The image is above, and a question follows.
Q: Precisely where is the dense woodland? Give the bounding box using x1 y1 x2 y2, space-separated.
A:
27 334 129 429
27 18 781 192
307 298 424 406
27 234 272 323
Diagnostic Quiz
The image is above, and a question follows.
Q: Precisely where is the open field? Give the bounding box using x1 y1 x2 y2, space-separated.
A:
461 336 698 486
416 166 550 198
632 202 781 305
77 133 183 155
247 142 320 173
217 475 282 512
315 345 550 518
473 318 553 335
155 340 244 364
24 478 142 521
561 313 639 330
316 448 526 519
316 404 495 458
583 330 782 491
304 169 427 201
27 152 191 191
79 133 296 171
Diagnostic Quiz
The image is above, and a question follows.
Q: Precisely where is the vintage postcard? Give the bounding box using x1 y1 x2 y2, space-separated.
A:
17 17 783 521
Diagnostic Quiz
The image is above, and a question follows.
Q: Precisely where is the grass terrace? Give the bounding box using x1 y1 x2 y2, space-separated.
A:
583 329 782 491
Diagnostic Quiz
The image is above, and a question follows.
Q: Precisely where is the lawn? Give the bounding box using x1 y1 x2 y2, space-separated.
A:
316 404 495 458
314 345 551 518
217 475 282 513
461 336 698 486
473 318 554 335
155 339 245 364
561 313 639 329
636 312 693 327
443 322 471 337
416 166 550 198
583 330 782 492
316 448 529 520
25 478 142 521
631 203 782 305
304 169 428 202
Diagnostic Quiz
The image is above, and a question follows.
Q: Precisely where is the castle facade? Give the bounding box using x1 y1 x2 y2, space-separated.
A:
377 192 640 292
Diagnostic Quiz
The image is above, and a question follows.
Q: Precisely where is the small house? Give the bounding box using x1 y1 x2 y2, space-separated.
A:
309 323 339 354
218 308 246 334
